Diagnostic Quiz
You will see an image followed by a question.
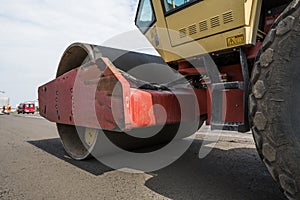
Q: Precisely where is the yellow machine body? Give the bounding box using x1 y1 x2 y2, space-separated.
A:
138 0 262 63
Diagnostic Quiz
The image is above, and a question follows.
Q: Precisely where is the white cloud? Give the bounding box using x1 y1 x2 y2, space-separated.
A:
0 0 152 106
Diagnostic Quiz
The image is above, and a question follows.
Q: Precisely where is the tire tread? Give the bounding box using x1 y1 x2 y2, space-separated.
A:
250 1 300 199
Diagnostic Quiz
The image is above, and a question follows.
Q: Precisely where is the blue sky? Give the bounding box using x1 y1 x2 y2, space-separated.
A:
0 0 150 107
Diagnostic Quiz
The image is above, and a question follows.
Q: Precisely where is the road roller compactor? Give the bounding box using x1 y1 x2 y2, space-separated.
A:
39 0 300 198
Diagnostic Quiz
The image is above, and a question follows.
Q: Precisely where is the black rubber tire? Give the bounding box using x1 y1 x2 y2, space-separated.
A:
250 1 300 199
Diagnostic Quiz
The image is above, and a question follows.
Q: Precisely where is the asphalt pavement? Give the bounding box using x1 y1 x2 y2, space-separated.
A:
0 114 286 200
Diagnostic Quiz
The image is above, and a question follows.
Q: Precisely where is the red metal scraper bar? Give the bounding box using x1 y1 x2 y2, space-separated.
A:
38 57 203 132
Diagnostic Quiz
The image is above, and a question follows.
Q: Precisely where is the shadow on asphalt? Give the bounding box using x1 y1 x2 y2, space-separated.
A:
145 139 286 200
28 138 113 176
28 138 286 200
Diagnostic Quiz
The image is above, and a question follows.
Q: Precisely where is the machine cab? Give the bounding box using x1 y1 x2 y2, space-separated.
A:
135 0 263 63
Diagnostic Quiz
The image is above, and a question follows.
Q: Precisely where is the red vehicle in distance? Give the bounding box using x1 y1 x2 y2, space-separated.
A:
17 102 35 114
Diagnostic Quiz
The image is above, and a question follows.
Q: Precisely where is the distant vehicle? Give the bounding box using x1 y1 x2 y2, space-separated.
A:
17 103 35 114
5 104 11 115
0 97 9 114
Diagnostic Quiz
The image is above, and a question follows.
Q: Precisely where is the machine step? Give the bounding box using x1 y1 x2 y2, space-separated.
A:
209 48 250 132
212 81 244 90
211 122 245 132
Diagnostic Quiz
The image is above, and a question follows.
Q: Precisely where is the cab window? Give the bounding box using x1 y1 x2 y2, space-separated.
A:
135 0 156 33
162 0 200 14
